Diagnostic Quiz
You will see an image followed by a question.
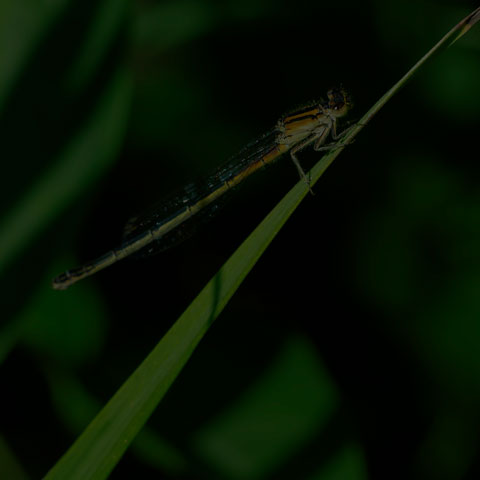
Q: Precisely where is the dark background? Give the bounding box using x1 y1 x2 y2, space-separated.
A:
1 0 480 478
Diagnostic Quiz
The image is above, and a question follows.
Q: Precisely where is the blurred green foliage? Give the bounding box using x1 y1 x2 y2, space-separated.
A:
1 0 480 478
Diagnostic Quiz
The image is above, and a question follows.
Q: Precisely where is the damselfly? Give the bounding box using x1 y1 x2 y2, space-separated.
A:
52 87 353 290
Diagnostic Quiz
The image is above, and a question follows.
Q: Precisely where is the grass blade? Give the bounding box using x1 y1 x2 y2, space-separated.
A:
44 6 480 479
0 69 131 275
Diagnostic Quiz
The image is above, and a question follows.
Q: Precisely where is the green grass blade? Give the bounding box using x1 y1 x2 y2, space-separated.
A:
65 0 129 93
336 5 480 147
0 0 71 112
44 6 480 479
0 434 29 480
0 69 131 275
46 369 190 476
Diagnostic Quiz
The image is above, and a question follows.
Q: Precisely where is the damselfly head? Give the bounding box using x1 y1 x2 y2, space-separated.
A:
326 87 353 117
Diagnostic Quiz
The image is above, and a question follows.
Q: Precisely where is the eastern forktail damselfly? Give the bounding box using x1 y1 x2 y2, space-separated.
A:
53 87 353 290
